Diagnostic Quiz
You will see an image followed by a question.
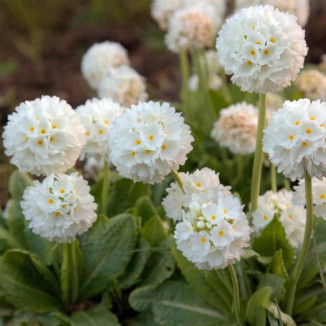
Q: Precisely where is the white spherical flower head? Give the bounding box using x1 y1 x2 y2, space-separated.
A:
252 189 306 248
76 98 125 164
211 102 258 155
163 168 231 222
81 41 129 90
263 99 326 181
151 0 183 30
3 96 86 176
108 101 193 184
235 0 309 27
21 173 97 243
98 66 148 108
295 70 326 102
294 178 326 221
174 191 251 270
217 5 308 94
165 5 216 53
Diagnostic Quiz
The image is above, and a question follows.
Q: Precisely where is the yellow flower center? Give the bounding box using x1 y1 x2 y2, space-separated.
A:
288 214 293 219
98 129 103 134
25 137 29 142
104 120 109 124
250 50 256 56
255 41 261 45
85 131 90 136
145 150 151 154
136 139 141 145
148 134 154 141
270 37 276 43
295 121 300 126
50 136 54 142
60 189 65 194
302 142 307 147
306 128 312 134
161 144 167 150
52 124 57 129
263 215 268 220
310 117 315 120
55 212 61 216
48 199 54 204
247 60 253 66
211 215 216 220
40 129 46 134
200 237 206 243
264 49 269 55
288 134 294 140
36 116 40 120
223 209 228 214
320 194 325 199
29 126 35 132
131 151 136 157
37 140 43 146
219 231 224 236
196 182 202 187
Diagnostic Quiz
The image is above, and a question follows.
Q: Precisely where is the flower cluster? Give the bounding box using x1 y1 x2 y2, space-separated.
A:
81 41 129 90
293 178 326 221
171 186 250 269
211 102 258 155
217 5 308 93
2 96 86 176
252 190 306 248
263 99 326 180
266 92 284 118
21 173 97 243
235 0 309 27
151 0 183 30
295 70 326 102
76 98 125 165
98 66 148 107
108 101 193 184
163 168 231 222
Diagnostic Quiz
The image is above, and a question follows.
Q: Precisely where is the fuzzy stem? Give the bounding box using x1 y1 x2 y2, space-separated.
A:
285 171 314 314
101 161 110 215
69 241 79 304
271 164 277 192
171 170 185 194
220 69 232 104
179 50 190 104
250 93 266 212
228 264 242 326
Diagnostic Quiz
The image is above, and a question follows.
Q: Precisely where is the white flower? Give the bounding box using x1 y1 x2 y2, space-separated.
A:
81 41 129 90
165 4 216 53
174 191 251 270
188 74 222 91
294 177 326 221
252 190 306 247
83 156 103 180
216 5 308 93
235 0 309 27
151 0 183 30
211 102 258 155
263 99 326 181
162 168 231 222
76 98 125 164
21 173 97 243
98 66 148 108
2 96 86 176
108 101 193 184
295 70 326 102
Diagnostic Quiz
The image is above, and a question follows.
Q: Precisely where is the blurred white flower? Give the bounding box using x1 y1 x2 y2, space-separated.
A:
81 41 129 90
295 70 326 102
263 99 326 181
234 0 309 27
98 66 148 108
163 168 231 222
21 173 97 243
211 102 258 155
188 74 222 91
216 5 308 93
76 98 125 165
252 190 306 247
266 92 284 118
174 190 251 270
108 101 193 184
294 177 326 221
151 0 183 30
2 96 86 176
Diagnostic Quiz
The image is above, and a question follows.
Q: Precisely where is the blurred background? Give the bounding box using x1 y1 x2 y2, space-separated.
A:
0 0 325 204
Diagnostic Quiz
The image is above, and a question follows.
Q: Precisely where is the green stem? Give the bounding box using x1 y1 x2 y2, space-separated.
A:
220 69 232 104
101 161 110 215
285 171 314 314
283 178 290 190
179 50 190 104
61 243 70 306
171 170 185 194
69 241 79 304
228 264 242 326
250 93 266 212
271 164 277 192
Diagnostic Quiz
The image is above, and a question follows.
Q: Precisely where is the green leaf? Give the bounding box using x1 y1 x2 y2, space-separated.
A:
271 249 288 279
135 196 159 225
293 296 317 316
129 285 158 312
139 237 175 286
0 250 62 313
267 303 296 326
172 242 232 316
246 287 273 326
253 217 295 269
79 214 137 299
0 225 23 249
118 238 151 289
125 312 161 326
10 311 59 326
140 216 166 247
258 274 285 301
8 170 33 201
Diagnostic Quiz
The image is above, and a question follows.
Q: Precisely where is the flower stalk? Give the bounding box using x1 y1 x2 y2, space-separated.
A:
172 170 185 194
228 264 242 326
101 161 110 215
271 164 277 192
285 171 314 314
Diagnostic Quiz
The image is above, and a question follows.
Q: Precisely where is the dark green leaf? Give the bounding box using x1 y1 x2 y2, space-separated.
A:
8 170 33 201
140 216 166 247
135 196 159 225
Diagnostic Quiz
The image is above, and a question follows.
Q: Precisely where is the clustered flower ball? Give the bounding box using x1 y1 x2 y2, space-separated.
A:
294 178 326 221
216 5 308 93
21 173 97 243
163 168 231 222
151 0 183 30
295 70 326 102
211 102 258 155
108 101 193 184
2 96 86 176
263 99 326 181
165 5 215 53
76 98 125 164
98 66 148 108
235 0 310 27
81 41 129 90
174 189 251 270
252 190 306 247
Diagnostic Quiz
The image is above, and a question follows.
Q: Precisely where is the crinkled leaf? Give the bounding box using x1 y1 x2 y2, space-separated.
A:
140 216 166 247
8 170 33 201
271 249 288 279
135 196 159 225
125 311 161 326
258 274 285 301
